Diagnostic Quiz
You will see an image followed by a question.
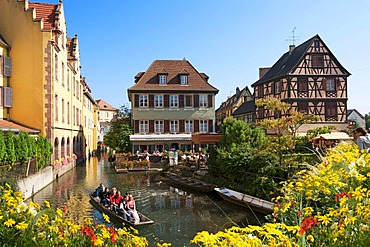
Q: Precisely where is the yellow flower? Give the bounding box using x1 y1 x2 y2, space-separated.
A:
317 215 331 226
15 221 29 231
303 207 314 217
307 234 315 242
102 213 110 223
44 200 50 208
4 218 16 227
94 238 104 247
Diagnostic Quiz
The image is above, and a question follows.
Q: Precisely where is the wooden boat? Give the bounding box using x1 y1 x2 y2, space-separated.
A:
163 172 215 193
89 195 154 226
214 187 274 214
114 166 162 173
114 166 128 173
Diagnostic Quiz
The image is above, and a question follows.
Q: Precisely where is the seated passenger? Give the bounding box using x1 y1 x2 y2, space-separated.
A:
101 187 110 206
112 191 123 214
94 183 105 198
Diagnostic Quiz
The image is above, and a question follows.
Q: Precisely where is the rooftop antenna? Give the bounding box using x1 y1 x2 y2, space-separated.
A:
285 27 299 45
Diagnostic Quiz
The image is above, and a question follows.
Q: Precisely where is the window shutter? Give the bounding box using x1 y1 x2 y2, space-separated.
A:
164 95 169 108
3 57 11 77
208 119 213 133
179 120 185 133
134 95 139 107
322 78 327 90
4 87 12 107
194 95 199 107
149 120 154 133
134 120 139 133
164 120 169 133
194 120 199 132
179 94 184 108
149 95 154 108
208 95 213 107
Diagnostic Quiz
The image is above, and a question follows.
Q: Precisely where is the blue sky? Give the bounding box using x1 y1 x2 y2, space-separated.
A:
53 0 369 114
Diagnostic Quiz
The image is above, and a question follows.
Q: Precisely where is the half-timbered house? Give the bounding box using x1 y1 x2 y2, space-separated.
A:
251 34 351 132
127 59 219 154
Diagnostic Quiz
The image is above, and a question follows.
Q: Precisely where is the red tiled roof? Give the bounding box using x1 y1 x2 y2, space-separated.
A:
0 120 40 134
28 2 58 30
96 99 117 111
128 60 219 92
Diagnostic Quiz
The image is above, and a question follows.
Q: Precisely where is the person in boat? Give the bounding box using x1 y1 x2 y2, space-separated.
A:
101 187 110 206
111 190 123 214
126 194 140 223
94 183 105 198
109 187 117 207
118 194 130 220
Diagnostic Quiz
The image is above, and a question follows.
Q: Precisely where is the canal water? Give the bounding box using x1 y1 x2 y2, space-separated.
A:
31 154 266 246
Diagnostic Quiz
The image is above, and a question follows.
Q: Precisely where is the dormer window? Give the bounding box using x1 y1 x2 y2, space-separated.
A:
159 75 167 85
180 75 188 85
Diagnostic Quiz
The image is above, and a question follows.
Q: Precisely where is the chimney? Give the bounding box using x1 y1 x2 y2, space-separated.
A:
259 67 270 79
289 45 295 54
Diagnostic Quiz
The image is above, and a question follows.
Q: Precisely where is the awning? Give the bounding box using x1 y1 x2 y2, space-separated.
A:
313 132 352 140
130 133 191 142
0 119 40 134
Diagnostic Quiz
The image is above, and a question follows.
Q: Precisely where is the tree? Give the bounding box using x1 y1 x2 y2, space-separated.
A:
256 97 319 169
365 113 370 130
104 105 133 153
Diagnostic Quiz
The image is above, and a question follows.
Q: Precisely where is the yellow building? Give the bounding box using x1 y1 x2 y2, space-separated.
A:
96 99 117 143
0 0 98 163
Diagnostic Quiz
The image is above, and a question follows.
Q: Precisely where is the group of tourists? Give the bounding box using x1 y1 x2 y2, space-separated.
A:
353 127 370 152
93 183 140 223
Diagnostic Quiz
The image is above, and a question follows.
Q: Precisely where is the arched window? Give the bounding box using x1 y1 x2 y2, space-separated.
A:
61 137 65 158
54 138 59 160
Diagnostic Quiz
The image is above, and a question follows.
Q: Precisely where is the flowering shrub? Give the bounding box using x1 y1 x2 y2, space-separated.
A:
191 143 370 246
0 183 148 246
116 160 149 169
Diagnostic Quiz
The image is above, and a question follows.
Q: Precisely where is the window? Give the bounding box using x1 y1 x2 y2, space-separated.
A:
55 94 58 121
185 95 193 108
62 99 65 123
258 86 264 98
67 102 70 124
185 120 193 133
67 69 70 91
314 40 320 49
170 95 178 108
298 78 308 92
73 106 75 125
199 95 208 108
274 81 281 94
155 120 163 133
62 62 65 86
170 120 178 133
326 102 337 117
0 86 2 106
298 102 308 113
139 95 148 108
140 120 148 133
312 54 324 68
180 75 188 85
200 120 208 133
54 54 58 80
154 95 163 108
159 75 167 84
326 78 335 92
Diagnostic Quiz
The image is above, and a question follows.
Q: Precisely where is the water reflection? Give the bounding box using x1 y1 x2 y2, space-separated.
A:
31 154 266 246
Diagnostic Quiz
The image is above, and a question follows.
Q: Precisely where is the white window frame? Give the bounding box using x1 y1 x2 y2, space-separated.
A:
326 78 335 92
170 120 178 133
140 120 149 134
200 120 208 133
154 95 163 108
199 95 208 108
185 120 193 133
159 75 167 85
170 95 178 108
184 95 193 108
155 120 164 133
139 95 148 108
180 75 188 85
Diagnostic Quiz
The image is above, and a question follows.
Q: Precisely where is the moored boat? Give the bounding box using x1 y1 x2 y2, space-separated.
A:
89 195 154 226
163 172 215 193
214 187 274 214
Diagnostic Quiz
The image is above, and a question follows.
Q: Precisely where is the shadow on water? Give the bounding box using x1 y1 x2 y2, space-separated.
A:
31 155 267 246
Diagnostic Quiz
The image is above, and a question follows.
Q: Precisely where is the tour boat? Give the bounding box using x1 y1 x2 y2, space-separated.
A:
163 172 215 193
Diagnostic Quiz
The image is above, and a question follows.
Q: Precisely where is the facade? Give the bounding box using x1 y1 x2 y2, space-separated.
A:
128 59 219 153
0 1 98 162
347 109 365 128
96 99 117 143
215 86 253 128
251 34 351 132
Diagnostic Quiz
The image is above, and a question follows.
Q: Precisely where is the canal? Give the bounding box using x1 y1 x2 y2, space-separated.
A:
31 154 266 246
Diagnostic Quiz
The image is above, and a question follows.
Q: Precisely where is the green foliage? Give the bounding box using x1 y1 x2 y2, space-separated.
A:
104 105 133 153
306 126 336 139
4 133 16 165
0 132 6 162
366 113 370 129
35 135 53 170
14 131 30 164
